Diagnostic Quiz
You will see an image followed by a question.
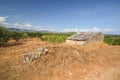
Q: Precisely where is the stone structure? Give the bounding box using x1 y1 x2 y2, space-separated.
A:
23 47 48 63
66 32 104 46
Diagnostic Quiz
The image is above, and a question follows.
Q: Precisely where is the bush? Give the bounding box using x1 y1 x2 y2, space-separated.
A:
10 31 23 41
41 32 75 43
0 26 10 43
41 35 66 43
27 32 42 38
104 35 120 45
22 32 29 39
0 26 29 43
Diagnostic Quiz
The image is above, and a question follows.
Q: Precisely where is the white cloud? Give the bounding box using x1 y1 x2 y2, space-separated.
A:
10 23 32 28
0 16 8 23
63 27 116 33
0 16 50 31
2 22 37 30
25 23 32 27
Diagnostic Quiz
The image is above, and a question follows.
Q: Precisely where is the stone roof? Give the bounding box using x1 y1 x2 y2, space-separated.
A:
67 32 103 41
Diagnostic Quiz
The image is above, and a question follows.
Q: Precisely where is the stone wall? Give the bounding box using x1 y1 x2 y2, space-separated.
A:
66 40 85 46
66 32 104 46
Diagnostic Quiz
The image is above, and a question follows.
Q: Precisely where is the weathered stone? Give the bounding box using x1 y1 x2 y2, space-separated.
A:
23 47 49 63
66 32 104 46
43 49 49 55
37 47 44 51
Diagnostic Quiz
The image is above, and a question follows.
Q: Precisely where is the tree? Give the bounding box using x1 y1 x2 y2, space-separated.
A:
0 26 10 43
10 31 23 41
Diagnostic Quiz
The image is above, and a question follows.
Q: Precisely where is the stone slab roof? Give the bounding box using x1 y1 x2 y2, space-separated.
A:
67 32 103 41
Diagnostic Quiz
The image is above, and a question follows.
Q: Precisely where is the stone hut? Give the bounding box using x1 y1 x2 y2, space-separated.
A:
66 32 104 46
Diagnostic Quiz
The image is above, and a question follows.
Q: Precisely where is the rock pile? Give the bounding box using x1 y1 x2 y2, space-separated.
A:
23 47 49 63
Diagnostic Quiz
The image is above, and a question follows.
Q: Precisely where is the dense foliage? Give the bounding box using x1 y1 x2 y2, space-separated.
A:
0 26 30 44
104 35 120 45
0 26 120 45
0 27 10 43
41 33 74 43
0 26 75 44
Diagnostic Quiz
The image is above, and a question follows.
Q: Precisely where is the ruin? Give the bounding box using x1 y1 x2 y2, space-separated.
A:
66 32 104 46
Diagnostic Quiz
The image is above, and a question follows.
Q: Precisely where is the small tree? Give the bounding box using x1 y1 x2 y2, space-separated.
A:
0 26 10 43
11 31 23 41
21 32 29 39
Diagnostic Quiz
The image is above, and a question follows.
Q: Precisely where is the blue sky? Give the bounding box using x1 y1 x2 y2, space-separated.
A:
0 0 120 34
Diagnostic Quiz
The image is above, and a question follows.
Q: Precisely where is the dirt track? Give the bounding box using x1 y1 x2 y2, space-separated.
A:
0 38 120 80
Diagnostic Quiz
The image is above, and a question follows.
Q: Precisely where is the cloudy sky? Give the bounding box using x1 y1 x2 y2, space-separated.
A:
0 0 120 34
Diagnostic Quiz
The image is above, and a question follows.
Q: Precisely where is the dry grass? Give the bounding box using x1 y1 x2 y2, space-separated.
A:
0 38 120 80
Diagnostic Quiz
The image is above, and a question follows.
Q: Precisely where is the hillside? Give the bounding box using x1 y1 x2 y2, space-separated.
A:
0 38 120 80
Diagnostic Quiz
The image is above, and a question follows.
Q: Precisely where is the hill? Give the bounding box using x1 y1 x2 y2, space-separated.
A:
7 27 51 32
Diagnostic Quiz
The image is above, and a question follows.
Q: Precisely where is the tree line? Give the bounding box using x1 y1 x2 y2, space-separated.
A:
1 26 119 45
0 26 43 44
0 26 75 45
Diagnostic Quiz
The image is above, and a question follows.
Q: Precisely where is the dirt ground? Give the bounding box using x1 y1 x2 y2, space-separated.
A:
0 38 120 80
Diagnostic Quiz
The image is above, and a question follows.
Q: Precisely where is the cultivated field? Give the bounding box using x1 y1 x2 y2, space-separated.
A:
0 38 120 80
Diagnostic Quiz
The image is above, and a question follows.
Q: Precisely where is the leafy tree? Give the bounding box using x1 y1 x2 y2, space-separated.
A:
10 31 23 41
21 32 29 39
0 26 10 43
27 32 42 38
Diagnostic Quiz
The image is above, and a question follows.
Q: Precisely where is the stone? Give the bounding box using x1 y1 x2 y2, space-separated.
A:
23 47 49 63
66 32 104 46
43 48 49 55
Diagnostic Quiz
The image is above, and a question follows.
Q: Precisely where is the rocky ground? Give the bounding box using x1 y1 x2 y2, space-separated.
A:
0 38 120 80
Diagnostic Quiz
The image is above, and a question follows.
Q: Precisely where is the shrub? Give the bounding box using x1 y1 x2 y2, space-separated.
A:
41 32 75 43
27 32 42 38
10 31 23 41
104 35 120 45
22 32 29 39
0 26 10 43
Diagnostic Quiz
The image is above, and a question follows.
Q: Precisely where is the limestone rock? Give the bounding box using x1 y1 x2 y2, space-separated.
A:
23 47 49 63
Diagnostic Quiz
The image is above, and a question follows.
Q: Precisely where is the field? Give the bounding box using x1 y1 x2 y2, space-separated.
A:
0 26 120 80
0 38 120 80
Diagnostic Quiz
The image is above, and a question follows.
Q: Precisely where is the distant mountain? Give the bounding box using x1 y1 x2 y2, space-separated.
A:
7 28 31 32
7 28 51 33
104 34 120 36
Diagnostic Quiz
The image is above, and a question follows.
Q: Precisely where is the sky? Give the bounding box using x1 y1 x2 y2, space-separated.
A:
0 0 120 34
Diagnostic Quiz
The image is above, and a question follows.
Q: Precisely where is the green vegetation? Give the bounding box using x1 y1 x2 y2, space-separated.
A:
104 35 120 45
0 26 75 45
0 26 31 45
41 32 75 43
27 32 42 38
0 27 10 43
0 26 120 45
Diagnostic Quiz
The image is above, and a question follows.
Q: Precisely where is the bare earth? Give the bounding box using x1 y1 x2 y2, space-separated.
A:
0 38 120 80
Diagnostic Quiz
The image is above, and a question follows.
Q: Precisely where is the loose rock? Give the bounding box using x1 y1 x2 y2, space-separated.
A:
23 47 49 63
